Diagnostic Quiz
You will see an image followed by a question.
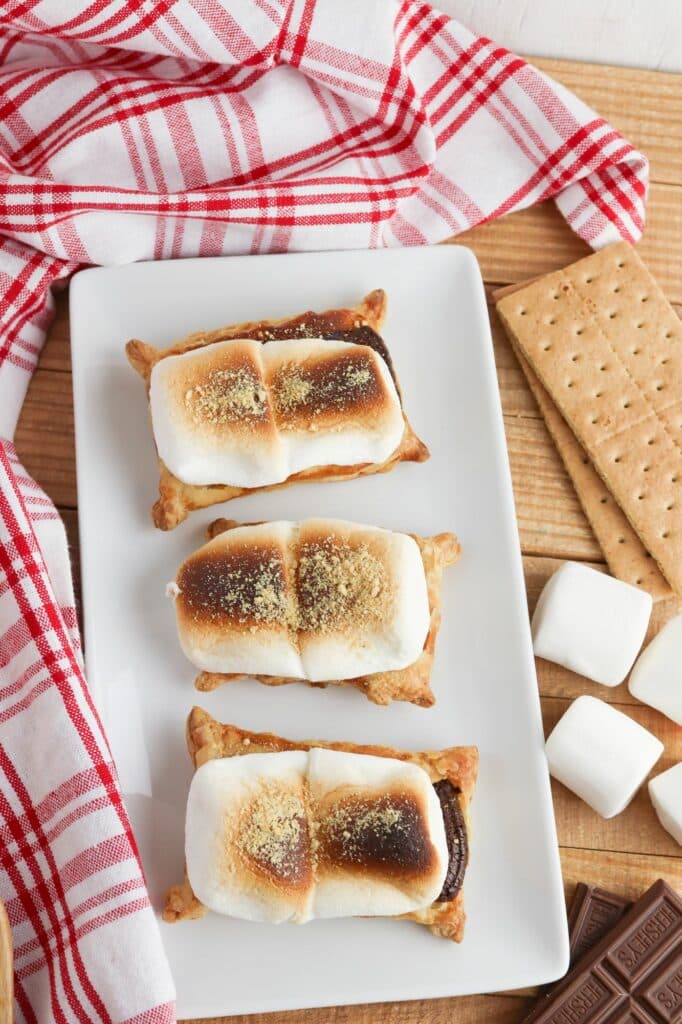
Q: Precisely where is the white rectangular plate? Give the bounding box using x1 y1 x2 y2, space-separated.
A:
70 246 568 1019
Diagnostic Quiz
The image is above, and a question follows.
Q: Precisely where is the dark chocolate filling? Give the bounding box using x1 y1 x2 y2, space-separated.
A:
433 780 469 902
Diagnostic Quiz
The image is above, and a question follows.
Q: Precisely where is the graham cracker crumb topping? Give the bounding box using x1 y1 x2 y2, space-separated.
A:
182 552 290 626
237 782 307 874
297 539 390 633
271 353 377 417
185 366 267 424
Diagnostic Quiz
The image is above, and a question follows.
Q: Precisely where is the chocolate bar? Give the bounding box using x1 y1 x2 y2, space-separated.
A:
524 879 681 1023
568 883 632 966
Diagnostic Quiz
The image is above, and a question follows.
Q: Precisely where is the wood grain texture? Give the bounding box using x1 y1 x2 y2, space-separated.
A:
9 54 681 1024
0 901 12 1024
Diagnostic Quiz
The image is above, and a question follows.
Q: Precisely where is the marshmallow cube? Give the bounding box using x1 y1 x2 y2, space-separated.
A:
532 562 652 686
648 763 682 846
545 696 663 818
629 614 682 725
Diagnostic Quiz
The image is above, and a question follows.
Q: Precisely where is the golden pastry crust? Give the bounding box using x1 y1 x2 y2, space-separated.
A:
164 707 478 941
126 290 429 530
192 518 460 707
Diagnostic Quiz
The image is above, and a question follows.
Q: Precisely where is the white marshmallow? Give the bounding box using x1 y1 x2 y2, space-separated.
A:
150 340 287 488
531 562 652 686
172 519 431 682
648 763 682 846
150 337 404 488
628 614 682 725
545 695 663 818
184 749 449 923
298 520 431 682
308 748 448 920
264 339 404 477
185 752 312 923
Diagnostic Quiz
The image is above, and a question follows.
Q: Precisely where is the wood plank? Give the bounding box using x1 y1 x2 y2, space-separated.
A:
41 288 71 373
15 369 76 509
187 994 532 1024
532 58 682 187
560 846 682 905
454 183 682 304
504 414 601 560
543 697 682 859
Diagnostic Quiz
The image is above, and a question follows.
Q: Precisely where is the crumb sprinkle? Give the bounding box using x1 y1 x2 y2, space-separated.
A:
237 782 307 874
271 355 377 417
185 366 267 424
297 538 389 633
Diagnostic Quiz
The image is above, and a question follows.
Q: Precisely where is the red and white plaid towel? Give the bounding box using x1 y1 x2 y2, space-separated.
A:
0 1 648 1021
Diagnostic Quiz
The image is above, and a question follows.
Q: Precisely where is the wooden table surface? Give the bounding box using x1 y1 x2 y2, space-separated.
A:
13 55 682 1024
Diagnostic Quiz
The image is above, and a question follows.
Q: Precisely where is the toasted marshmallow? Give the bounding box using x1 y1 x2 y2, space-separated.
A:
266 338 404 475
185 752 313 923
184 749 448 924
171 519 431 682
173 521 305 679
309 748 448 919
149 337 404 488
150 340 286 488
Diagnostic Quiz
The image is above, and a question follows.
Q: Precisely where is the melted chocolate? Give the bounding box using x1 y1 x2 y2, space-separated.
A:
433 781 469 902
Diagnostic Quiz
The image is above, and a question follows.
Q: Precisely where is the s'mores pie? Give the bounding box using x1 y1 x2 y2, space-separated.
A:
126 290 428 529
164 708 478 941
169 517 460 707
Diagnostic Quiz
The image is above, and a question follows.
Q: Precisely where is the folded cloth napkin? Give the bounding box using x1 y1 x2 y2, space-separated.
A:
0 1 648 1020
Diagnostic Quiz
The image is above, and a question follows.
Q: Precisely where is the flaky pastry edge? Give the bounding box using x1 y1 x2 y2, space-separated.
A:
163 707 478 942
126 290 429 530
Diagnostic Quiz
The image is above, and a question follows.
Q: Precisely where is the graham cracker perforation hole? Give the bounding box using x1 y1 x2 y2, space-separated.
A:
641 296 649 303
662 532 670 539
543 344 552 352
656 384 664 391
609 312 617 319
618 537 626 544
600 497 608 504
632 347 641 355
617 260 626 268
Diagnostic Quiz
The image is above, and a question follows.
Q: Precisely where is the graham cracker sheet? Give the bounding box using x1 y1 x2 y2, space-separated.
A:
492 280 671 600
496 242 682 597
